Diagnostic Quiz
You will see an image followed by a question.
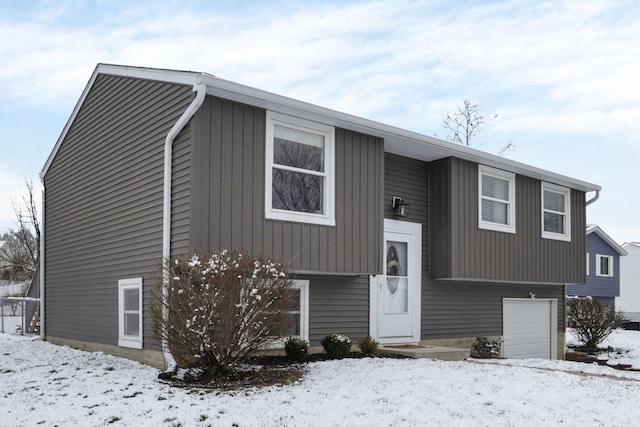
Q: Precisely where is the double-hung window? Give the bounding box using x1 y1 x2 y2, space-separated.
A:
478 165 516 233
118 278 143 349
265 111 335 226
283 280 309 341
541 182 571 241
596 254 614 277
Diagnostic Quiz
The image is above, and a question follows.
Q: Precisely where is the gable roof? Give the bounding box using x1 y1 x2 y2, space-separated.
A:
41 63 601 194
586 224 627 256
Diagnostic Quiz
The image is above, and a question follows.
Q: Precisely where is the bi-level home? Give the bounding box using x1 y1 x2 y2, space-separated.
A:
39 64 600 368
567 225 627 307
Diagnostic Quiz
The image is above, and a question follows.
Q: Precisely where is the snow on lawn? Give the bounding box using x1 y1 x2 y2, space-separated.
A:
2 331 640 426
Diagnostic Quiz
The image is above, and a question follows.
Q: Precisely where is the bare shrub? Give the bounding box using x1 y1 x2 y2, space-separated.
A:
153 250 294 376
567 297 624 353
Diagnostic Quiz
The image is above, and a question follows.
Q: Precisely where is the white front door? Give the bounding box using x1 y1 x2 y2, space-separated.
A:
370 219 421 343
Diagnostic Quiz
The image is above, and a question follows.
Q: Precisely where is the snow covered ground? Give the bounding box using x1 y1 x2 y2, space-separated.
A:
2 330 640 426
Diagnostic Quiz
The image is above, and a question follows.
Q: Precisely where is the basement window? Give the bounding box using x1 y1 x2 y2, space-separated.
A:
118 278 143 349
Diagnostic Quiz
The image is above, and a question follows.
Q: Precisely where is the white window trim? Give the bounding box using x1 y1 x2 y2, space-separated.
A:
586 252 590 276
265 111 335 226
596 254 614 277
478 165 516 233
118 277 143 349
541 182 571 241
292 280 310 341
263 279 310 348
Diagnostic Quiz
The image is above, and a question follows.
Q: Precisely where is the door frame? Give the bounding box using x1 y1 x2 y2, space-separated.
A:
369 218 422 344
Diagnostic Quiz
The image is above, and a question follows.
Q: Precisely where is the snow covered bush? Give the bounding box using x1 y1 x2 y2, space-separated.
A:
153 250 294 376
321 333 352 359
470 336 501 359
567 296 624 353
357 336 379 357
284 337 309 362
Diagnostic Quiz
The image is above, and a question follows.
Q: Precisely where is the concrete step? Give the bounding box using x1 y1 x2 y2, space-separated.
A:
378 344 470 361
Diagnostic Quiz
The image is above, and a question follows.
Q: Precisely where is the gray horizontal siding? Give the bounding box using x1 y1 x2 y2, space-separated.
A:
306 275 369 345
422 281 565 339
568 233 621 298
430 157 586 284
190 96 383 274
43 74 193 349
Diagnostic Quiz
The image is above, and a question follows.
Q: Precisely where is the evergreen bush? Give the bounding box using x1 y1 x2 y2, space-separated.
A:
357 336 379 356
470 336 501 358
321 333 352 359
284 337 309 362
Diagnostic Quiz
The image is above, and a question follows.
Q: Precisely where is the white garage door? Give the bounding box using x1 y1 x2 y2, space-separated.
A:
503 298 557 359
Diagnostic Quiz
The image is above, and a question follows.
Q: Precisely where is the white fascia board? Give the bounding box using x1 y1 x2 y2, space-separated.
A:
588 225 628 256
200 74 600 193
41 63 601 194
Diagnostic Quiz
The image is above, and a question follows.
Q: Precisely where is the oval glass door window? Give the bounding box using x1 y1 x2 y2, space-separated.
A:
385 241 408 313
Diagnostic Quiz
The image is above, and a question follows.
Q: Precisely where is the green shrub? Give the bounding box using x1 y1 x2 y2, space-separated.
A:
284 337 309 362
470 336 501 359
321 333 352 359
357 336 379 356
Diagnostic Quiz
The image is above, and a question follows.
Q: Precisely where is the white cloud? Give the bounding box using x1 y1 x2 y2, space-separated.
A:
1 0 639 237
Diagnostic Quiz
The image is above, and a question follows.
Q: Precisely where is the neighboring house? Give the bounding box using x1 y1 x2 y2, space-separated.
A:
618 242 640 319
39 64 600 367
567 225 627 307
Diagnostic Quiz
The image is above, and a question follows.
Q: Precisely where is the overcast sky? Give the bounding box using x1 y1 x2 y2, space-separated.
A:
1 0 638 244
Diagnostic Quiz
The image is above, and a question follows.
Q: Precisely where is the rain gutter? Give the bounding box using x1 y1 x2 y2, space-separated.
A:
160 82 206 376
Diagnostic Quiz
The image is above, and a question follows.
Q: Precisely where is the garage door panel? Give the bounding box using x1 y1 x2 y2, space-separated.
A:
503 299 557 359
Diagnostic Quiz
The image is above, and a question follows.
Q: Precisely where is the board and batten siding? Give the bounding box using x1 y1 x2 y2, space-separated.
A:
429 157 586 284
190 96 384 274
43 74 194 349
383 153 431 336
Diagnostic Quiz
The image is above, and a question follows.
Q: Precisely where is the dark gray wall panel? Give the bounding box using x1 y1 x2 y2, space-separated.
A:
383 153 433 336
306 275 369 345
44 74 193 349
422 281 566 339
429 157 586 284
190 96 383 274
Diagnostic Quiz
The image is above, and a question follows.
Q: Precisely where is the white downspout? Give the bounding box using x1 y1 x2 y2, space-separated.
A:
39 187 45 338
161 82 206 375
586 189 600 206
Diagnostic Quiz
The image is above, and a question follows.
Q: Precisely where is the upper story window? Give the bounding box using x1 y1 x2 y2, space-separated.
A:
478 165 516 233
541 182 571 241
265 111 335 226
596 254 614 277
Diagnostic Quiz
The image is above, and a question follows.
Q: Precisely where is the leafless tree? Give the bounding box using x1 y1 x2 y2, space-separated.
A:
442 99 514 156
0 179 40 281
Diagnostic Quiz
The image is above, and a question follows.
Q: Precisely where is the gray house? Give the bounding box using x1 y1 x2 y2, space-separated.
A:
40 64 600 367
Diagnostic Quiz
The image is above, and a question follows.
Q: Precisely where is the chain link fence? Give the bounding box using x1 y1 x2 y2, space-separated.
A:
0 297 40 335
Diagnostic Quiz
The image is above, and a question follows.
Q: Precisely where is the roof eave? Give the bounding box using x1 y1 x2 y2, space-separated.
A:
587 225 628 256
41 64 601 193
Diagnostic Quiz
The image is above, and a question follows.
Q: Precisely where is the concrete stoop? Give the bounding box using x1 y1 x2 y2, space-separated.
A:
378 344 470 361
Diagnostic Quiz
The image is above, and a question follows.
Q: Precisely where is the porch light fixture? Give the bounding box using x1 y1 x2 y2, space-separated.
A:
392 196 408 217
